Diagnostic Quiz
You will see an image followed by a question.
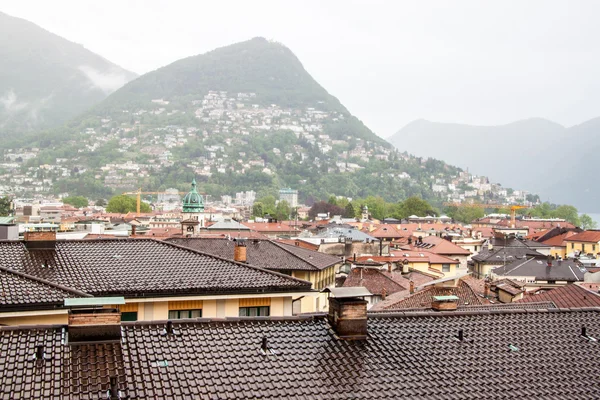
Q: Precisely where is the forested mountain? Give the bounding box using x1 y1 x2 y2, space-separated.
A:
7 38 464 204
0 11 137 134
389 118 600 212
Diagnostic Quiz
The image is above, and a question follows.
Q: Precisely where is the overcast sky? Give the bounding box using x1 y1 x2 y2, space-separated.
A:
1 0 599 137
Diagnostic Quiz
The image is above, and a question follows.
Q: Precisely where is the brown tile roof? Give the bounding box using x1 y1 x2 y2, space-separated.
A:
0 239 311 300
382 279 485 310
342 268 406 296
0 267 88 307
358 252 460 265
3 309 600 398
165 238 341 271
516 283 600 308
491 258 586 282
565 230 600 243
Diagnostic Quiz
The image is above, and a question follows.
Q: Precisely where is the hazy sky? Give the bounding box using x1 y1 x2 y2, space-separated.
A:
1 0 599 137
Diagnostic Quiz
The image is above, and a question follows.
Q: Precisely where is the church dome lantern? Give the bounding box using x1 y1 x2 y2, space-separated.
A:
182 178 204 213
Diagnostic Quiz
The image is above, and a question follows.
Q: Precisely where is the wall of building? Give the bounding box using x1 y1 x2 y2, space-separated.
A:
566 241 600 258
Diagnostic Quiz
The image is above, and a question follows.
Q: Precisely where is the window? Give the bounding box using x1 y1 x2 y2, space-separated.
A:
168 309 202 319
239 306 270 317
582 244 586 253
548 280 556 285
121 312 138 322
442 263 451 272
474 246 478 252
571 243 575 249
593 244 597 252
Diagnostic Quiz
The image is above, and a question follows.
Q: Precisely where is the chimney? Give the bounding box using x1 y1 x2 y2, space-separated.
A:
328 296 368 340
547 255 553 267
131 224 137 236
408 237 412 245
431 295 459 311
409 280 415 294
388 263 392 273
484 282 490 298
67 308 121 345
23 231 57 251
233 239 247 263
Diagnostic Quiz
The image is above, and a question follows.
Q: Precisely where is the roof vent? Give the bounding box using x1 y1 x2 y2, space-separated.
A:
106 376 122 399
161 320 179 336
31 344 50 361
260 336 276 355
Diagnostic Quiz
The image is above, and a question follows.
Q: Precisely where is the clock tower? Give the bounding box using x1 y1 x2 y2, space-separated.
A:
181 178 205 236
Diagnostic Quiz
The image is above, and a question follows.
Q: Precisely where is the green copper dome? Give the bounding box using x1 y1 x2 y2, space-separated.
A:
182 178 204 213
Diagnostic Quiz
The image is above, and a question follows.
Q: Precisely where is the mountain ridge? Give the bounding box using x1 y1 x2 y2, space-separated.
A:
389 117 598 211
0 11 138 133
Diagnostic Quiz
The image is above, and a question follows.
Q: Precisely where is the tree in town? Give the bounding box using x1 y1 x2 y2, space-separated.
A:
344 202 356 219
580 214 598 230
106 195 151 213
0 197 11 216
62 195 89 209
275 200 291 221
397 197 437 219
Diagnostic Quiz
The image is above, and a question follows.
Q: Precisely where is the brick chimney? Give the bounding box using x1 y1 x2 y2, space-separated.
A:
68 308 121 345
234 239 247 263
23 231 57 251
409 280 415 294
328 296 368 340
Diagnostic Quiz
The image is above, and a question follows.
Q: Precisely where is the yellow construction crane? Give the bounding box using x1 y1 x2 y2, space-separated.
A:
124 189 187 215
443 202 531 228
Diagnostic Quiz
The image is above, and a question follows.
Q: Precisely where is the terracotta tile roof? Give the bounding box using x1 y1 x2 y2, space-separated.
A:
241 222 301 234
516 284 600 308
4 309 600 398
342 268 406 296
412 235 471 255
541 231 580 247
0 239 311 300
382 279 485 310
166 238 341 271
368 224 406 239
565 230 600 243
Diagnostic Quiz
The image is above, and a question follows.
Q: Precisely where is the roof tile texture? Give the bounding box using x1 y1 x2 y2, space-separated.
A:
166 238 341 271
0 239 310 299
3 310 600 398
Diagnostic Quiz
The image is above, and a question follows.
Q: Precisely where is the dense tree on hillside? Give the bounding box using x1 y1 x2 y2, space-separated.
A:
95 198 107 207
62 196 89 209
106 195 151 214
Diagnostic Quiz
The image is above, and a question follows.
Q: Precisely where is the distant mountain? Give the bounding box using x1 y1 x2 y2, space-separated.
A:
90 36 383 145
389 117 600 212
11 38 463 203
0 11 137 133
